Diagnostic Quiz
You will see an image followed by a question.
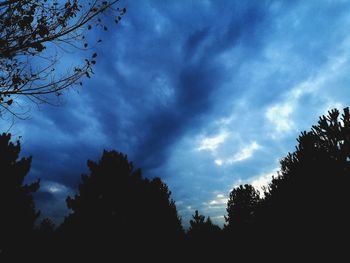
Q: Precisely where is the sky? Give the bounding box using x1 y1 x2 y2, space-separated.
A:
2 0 350 227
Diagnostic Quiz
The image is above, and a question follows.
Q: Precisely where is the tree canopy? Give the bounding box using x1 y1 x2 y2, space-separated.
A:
59 150 184 260
256 108 350 256
225 184 260 230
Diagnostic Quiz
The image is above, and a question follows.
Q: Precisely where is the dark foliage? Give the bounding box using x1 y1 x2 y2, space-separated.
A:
255 108 350 258
0 133 39 259
188 210 221 242
58 150 184 260
225 184 260 229
186 210 222 259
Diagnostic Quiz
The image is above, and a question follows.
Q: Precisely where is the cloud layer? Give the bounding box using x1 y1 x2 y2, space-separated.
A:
4 0 350 227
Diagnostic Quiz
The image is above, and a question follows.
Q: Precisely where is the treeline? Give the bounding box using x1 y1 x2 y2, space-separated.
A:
1 108 349 261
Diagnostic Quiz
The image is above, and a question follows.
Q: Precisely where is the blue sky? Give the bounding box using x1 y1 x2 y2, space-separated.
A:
2 0 350 227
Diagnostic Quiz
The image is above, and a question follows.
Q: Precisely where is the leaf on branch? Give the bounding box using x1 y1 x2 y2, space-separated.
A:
30 42 45 52
37 25 49 37
19 16 34 29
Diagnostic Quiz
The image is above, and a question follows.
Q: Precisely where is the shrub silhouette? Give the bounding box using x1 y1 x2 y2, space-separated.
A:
0 133 39 259
59 150 184 260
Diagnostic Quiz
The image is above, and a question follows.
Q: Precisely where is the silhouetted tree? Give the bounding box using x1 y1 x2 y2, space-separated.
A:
0 0 126 117
186 210 222 260
35 217 55 239
189 210 205 230
223 184 261 257
188 210 221 237
188 210 221 241
0 133 39 259
32 218 56 258
257 108 350 258
225 184 260 230
59 150 184 260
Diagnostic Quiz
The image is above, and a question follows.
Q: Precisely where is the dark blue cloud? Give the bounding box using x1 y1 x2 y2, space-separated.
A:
85 0 271 172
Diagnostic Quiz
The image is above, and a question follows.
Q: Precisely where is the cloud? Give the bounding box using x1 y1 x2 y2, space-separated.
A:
230 166 279 197
197 131 229 152
229 141 261 163
249 168 279 193
35 180 75 224
208 198 227 206
40 181 72 195
215 141 261 166
265 103 295 134
264 34 350 139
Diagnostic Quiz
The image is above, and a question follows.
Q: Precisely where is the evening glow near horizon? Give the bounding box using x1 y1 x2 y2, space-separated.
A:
3 0 350 227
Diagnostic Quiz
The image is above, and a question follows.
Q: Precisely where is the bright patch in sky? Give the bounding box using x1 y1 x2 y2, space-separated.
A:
197 131 229 152
215 141 261 166
41 181 71 195
229 141 261 163
266 104 294 134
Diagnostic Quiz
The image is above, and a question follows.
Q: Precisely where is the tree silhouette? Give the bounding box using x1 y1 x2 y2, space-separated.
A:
188 210 221 238
59 150 184 260
187 210 221 243
0 133 39 259
0 0 126 117
225 184 260 230
257 108 350 258
31 218 56 259
36 218 55 236
186 210 222 260
223 184 261 257
189 210 205 230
